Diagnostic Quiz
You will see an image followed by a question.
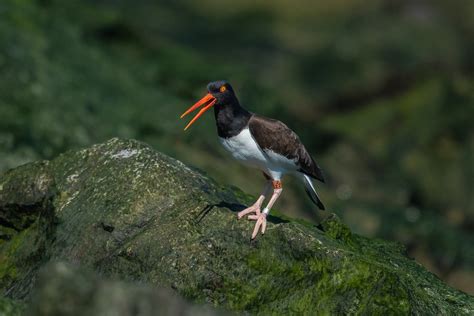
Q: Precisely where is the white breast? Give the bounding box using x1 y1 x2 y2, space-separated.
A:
219 128 268 169
218 128 298 180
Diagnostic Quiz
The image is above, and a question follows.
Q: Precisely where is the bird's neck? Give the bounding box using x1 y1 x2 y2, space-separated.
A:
214 98 252 138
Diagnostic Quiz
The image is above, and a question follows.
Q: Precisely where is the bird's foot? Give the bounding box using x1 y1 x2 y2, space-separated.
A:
250 213 267 239
237 204 261 220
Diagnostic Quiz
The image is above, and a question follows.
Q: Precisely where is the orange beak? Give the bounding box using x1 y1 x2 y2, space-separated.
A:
180 93 217 131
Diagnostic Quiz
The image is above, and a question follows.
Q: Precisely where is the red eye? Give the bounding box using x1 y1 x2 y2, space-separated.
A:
220 85 227 93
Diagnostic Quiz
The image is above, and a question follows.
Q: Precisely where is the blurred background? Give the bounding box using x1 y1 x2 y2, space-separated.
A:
0 0 473 294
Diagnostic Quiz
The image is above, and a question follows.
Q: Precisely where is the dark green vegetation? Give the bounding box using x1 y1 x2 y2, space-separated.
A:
1 139 473 314
0 0 473 295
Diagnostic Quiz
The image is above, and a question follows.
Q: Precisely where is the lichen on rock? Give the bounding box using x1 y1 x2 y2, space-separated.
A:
0 138 473 315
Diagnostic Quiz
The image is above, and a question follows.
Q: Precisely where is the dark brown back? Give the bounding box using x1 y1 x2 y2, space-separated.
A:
248 115 325 182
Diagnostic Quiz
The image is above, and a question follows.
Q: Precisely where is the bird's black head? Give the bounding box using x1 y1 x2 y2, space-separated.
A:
207 80 237 106
180 80 241 130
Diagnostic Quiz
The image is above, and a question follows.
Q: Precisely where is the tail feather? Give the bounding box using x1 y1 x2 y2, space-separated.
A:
302 174 325 210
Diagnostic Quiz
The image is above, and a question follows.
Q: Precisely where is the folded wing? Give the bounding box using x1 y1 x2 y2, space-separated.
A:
248 114 325 183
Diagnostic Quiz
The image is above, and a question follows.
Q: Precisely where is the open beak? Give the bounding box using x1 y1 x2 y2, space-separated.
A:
180 93 216 131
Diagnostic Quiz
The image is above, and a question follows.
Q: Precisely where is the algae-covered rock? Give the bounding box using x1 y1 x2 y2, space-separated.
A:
26 262 222 316
0 138 473 315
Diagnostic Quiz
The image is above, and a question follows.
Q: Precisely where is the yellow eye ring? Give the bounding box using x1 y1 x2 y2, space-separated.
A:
220 85 227 93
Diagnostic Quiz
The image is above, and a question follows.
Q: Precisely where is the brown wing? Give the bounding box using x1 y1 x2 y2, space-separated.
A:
248 114 325 182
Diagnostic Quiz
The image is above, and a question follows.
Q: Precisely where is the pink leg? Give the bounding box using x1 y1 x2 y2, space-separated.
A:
237 181 271 219
250 180 283 239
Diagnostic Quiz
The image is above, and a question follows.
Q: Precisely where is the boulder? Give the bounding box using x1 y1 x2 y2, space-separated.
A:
0 138 473 314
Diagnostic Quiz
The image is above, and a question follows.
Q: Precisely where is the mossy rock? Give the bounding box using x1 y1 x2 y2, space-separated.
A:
26 262 222 316
0 138 473 315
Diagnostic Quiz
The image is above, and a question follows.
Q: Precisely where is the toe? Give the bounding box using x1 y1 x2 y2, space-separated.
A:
237 207 256 219
251 218 263 239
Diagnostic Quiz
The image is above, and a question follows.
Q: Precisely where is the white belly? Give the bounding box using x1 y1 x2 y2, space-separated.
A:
218 128 298 179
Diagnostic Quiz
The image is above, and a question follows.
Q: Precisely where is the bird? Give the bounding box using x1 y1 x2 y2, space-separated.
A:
180 80 325 239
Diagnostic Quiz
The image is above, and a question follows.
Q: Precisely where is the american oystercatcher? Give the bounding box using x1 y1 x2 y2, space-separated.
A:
181 81 325 239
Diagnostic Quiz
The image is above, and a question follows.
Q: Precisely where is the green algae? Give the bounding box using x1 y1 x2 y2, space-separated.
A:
0 228 28 282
